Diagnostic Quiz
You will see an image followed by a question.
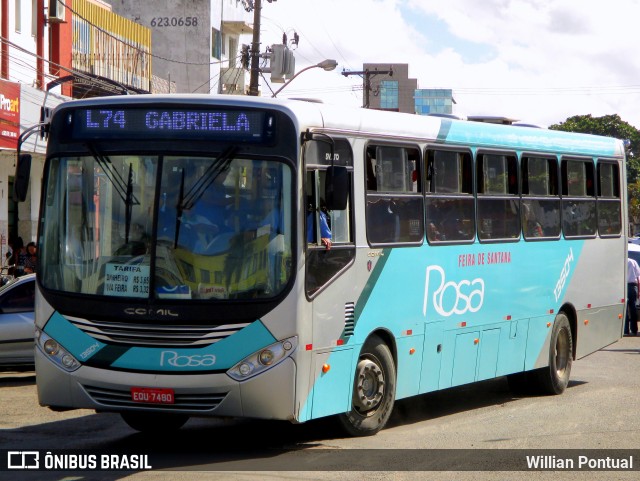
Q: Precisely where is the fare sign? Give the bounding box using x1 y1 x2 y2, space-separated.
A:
104 264 150 298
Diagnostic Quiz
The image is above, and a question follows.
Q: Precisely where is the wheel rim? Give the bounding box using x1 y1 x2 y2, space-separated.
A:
555 327 570 376
352 357 385 415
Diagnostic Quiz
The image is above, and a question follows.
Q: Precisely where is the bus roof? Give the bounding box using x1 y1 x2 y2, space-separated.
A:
53 94 625 159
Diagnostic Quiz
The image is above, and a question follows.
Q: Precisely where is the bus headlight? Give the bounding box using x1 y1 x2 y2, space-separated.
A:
36 329 80 372
227 336 297 381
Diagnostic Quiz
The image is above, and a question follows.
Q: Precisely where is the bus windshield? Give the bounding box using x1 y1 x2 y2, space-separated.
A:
39 152 293 301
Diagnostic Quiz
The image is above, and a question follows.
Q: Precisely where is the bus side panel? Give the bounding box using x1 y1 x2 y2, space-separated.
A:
419 321 444 393
527 315 555 370
476 328 500 381
575 306 624 359
395 333 425 399
309 348 354 419
495 318 529 376
563 238 626 358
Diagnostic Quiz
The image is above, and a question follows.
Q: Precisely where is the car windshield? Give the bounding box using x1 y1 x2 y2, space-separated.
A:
39 153 293 300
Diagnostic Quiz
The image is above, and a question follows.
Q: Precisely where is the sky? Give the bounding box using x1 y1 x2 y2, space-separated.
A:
254 0 640 128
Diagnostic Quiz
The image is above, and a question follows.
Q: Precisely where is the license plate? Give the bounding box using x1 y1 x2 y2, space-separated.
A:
131 387 175 404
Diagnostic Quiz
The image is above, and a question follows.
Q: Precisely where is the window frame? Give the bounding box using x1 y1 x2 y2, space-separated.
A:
424 145 475 245
476 149 520 243
303 136 356 299
561 156 597 239
520 153 561 241
596 159 622 238
364 142 424 247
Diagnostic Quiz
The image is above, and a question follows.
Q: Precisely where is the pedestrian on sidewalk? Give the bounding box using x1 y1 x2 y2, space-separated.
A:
626 256 640 336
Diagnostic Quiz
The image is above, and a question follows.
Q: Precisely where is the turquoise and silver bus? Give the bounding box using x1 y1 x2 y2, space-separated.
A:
29 95 626 435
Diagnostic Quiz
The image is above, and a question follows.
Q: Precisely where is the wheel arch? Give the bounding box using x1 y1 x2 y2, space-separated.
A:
362 328 397 370
558 303 577 360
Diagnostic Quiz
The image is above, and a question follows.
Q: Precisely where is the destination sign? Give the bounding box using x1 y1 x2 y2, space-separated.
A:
69 107 273 142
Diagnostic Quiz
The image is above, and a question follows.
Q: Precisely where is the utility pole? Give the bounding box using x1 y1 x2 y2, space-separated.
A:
248 0 262 96
341 67 393 108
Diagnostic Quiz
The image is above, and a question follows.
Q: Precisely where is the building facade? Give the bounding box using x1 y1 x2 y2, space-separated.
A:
107 0 253 94
363 63 455 117
415 88 455 116
363 63 416 113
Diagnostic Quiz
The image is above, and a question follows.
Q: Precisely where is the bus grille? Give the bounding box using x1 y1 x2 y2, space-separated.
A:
83 385 227 412
66 317 250 347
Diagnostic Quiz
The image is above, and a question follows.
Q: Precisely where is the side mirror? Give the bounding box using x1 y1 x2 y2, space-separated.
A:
324 166 349 211
13 154 32 202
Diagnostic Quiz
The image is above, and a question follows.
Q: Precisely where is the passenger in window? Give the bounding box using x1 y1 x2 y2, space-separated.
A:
427 221 444 241
307 198 332 250
523 204 543 238
366 150 378 191
367 198 401 243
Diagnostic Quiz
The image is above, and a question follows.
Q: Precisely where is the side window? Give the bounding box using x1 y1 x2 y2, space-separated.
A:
0 281 35 314
306 170 352 246
425 149 474 243
597 161 622 237
304 138 355 297
521 156 561 240
365 145 423 245
562 158 596 238
476 152 519 241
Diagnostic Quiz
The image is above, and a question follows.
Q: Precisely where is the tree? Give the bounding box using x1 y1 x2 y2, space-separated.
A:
549 114 640 233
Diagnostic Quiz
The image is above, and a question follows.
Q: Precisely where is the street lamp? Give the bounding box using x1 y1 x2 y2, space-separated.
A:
272 59 338 98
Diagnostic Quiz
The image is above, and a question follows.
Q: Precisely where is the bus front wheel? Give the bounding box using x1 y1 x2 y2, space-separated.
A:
532 312 573 395
338 335 396 437
121 412 189 433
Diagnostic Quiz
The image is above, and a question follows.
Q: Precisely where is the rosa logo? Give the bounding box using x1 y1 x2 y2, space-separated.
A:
423 265 484 317
160 351 216 368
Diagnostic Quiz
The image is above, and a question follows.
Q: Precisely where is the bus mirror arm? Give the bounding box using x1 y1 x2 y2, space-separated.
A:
14 154 32 203
13 123 44 203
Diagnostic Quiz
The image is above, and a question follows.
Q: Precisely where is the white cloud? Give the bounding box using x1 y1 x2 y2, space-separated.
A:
256 0 640 128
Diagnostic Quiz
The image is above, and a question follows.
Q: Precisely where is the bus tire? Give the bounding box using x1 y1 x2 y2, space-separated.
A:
532 313 573 395
338 335 396 437
120 412 189 433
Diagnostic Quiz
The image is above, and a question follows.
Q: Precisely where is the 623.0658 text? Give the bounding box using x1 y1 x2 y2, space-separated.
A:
150 17 198 27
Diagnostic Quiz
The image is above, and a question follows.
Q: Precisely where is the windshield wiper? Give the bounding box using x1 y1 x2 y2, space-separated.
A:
173 145 238 248
180 145 238 210
87 142 140 243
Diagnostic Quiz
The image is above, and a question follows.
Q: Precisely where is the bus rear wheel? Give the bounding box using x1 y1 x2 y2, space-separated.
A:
532 313 573 395
338 335 396 437
121 412 189 433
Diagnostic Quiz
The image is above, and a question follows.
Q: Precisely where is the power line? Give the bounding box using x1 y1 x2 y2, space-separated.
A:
60 0 233 67
0 36 144 94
